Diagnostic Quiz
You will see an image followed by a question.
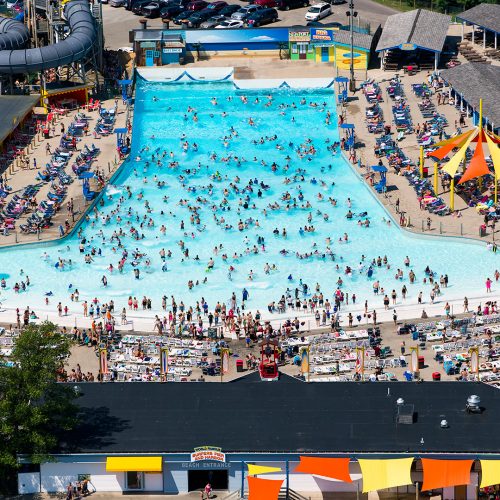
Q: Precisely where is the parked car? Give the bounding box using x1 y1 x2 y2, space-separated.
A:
110 0 127 7
186 8 214 26
132 0 153 13
247 6 277 25
328 0 344 4
306 20 342 27
215 18 244 28
6 0 20 9
204 0 227 9
231 4 261 20
254 0 276 7
185 0 208 10
275 0 308 9
173 9 193 22
160 3 186 18
142 2 163 16
218 3 240 16
304 2 330 21
199 13 226 28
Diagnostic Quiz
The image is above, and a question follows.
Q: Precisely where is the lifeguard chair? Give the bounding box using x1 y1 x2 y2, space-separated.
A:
259 339 279 381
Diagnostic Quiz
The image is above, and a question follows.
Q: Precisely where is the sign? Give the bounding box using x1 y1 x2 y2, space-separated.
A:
163 48 182 53
289 30 310 42
141 42 156 49
191 446 226 463
399 43 416 51
182 461 231 469
310 28 334 44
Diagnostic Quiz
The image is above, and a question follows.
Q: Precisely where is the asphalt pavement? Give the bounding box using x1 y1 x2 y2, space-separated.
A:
101 0 395 49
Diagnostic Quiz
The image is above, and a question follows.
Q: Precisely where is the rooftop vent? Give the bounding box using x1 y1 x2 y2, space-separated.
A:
397 397 405 405
440 419 449 428
397 403 415 424
466 395 482 414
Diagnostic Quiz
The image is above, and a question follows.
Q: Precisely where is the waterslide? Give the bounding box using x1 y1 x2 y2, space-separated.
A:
0 0 96 74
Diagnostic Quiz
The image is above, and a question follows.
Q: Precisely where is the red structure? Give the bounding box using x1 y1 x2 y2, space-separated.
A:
259 339 279 381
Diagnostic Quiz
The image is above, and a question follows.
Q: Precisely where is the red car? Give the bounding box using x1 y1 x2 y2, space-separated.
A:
186 0 208 10
254 0 276 7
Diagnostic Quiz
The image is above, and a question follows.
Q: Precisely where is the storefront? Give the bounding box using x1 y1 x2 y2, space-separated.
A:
18 377 500 498
288 28 372 69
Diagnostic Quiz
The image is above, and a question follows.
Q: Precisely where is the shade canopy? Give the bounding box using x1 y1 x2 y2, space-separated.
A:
371 165 388 173
247 464 282 476
248 476 283 500
105 456 162 472
294 456 352 482
358 458 413 493
421 458 473 491
480 460 500 488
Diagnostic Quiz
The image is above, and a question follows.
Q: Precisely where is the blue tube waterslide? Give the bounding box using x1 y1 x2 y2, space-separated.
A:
0 0 96 74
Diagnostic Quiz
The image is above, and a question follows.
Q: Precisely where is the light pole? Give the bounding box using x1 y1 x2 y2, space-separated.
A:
346 0 358 92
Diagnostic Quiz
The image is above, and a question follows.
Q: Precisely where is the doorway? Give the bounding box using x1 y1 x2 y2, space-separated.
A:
188 469 229 491
321 46 329 62
298 43 308 59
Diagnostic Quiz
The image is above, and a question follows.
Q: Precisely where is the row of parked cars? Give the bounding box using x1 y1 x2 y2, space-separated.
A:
118 0 298 27
104 0 341 27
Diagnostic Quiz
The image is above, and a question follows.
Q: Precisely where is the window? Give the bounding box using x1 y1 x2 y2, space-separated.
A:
126 471 144 490
291 43 298 54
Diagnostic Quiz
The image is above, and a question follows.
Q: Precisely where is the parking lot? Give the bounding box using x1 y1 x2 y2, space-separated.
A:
101 0 395 48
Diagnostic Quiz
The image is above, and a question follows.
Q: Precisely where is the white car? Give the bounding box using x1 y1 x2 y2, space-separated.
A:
215 19 244 28
305 2 331 21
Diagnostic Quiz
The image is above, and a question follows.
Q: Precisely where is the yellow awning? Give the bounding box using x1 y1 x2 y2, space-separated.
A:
106 456 162 472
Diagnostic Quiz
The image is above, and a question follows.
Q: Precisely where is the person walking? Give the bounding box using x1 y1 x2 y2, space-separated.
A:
486 277 492 293
393 309 398 326
463 296 469 313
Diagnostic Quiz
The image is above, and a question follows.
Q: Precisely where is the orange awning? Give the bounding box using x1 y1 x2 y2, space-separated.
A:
421 459 473 491
248 476 283 500
294 456 352 482
429 130 474 161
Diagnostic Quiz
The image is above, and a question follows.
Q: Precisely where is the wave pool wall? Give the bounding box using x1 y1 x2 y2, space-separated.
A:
0 0 96 74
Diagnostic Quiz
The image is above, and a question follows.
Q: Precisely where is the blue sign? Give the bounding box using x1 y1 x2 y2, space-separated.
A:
310 28 335 45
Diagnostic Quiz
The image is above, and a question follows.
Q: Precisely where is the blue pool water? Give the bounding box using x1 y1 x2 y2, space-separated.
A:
0 79 497 314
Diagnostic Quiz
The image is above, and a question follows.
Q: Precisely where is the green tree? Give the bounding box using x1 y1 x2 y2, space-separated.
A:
0 322 77 494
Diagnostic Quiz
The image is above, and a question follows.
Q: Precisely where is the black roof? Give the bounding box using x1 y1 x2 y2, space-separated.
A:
62 376 500 456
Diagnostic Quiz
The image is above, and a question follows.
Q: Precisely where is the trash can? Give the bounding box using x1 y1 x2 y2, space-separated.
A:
418 356 425 369
43 128 50 139
432 371 441 381
236 359 244 373
480 225 487 237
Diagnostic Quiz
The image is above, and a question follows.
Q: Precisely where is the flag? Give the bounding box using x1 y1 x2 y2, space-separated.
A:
355 347 364 374
222 348 229 375
300 347 309 375
99 348 108 375
410 347 419 373
469 348 479 375
160 347 168 377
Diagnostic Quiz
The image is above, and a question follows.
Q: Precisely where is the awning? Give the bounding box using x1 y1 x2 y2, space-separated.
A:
106 456 162 472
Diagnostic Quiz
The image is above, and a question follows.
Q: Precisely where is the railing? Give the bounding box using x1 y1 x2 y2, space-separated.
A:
222 491 242 500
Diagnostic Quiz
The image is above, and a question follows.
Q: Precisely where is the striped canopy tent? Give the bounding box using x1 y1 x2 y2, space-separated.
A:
428 99 500 209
